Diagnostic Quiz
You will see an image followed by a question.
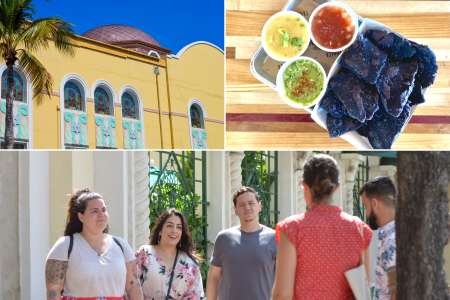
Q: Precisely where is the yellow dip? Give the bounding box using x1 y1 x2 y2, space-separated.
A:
264 14 309 60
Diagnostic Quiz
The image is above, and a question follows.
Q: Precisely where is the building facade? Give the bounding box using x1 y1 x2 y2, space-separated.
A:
0 25 224 149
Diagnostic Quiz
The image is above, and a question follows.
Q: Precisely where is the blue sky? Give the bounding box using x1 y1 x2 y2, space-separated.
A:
32 0 224 53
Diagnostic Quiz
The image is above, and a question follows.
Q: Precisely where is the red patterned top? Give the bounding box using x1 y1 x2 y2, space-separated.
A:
276 204 372 300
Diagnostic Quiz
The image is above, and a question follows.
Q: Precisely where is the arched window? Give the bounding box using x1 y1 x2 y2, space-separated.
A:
121 91 139 119
188 100 207 149
1 69 26 102
94 86 114 115
190 104 204 129
64 81 84 111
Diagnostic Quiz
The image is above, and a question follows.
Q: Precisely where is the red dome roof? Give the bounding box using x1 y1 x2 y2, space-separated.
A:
83 24 161 47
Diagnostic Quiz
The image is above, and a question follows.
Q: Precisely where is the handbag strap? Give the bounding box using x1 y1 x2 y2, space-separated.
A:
166 249 179 300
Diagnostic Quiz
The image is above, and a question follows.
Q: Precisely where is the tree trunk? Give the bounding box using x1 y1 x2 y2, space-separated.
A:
397 152 450 300
3 63 15 149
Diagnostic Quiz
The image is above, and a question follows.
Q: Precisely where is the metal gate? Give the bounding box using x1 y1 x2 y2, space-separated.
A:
241 151 279 228
352 156 369 220
148 151 208 258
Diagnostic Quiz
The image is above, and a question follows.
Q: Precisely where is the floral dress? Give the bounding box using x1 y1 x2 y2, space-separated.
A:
136 245 204 300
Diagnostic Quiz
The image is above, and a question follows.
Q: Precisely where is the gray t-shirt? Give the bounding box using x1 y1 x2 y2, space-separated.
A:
210 225 276 300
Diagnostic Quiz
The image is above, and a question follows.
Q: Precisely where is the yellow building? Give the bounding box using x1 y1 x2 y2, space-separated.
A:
0 25 224 149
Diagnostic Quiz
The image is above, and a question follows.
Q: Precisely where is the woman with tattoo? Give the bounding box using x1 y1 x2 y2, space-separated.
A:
135 208 204 299
45 188 144 300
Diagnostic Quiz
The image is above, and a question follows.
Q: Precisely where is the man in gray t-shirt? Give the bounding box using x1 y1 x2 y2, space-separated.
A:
206 186 277 300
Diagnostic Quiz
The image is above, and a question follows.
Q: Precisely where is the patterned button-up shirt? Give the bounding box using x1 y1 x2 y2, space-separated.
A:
375 220 396 300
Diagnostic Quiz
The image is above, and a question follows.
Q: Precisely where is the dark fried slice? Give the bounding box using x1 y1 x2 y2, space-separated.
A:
365 29 389 45
329 69 379 123
411 41 438 88
376 59 418 117
326 114 363 138
366 30 416 60
319 91 346 118
409 82 425 105
341 34 388 85
358 103 412 149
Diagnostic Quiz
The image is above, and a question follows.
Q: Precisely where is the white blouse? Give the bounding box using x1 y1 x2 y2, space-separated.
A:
46 233 135 297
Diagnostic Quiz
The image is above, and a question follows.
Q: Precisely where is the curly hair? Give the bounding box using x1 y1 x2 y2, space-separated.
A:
150 208 201 264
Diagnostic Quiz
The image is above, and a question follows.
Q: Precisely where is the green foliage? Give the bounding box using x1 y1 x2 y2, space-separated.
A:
0 0 74 100
0 0 74 148
149 151 209 283
352 159 369 221
241 151 278 228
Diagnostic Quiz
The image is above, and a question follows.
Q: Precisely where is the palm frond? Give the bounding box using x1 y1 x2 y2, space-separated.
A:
19 17 75 55
0 0 33 34
17 49 52 102
0 42 6 58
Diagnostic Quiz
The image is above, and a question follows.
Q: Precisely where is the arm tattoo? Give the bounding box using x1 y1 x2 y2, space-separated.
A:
46 259 67 299
47 290 59 300
45 259 68 285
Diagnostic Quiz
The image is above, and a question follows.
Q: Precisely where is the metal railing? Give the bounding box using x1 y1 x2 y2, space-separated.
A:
241 151 279 228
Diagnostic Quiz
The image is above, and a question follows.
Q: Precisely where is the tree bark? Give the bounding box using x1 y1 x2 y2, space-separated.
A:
397 152 450 300
3 62 16 149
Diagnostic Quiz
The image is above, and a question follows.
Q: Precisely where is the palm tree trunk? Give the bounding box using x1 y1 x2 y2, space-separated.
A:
3 63 15 149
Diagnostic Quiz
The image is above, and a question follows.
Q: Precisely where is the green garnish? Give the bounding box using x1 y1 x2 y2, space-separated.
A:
290 37 303 47
278 28 290 48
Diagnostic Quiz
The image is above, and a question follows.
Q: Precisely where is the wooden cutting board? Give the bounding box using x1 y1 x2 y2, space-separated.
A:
226 0 450 149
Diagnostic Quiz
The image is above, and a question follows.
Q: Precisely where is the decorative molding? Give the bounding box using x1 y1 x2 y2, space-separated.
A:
0 64 33 147
168 41 224 60
294 151 313 214
122 118 143 149
59 74 89 148
91 79 117 107
133 152 150 249
64 110 88 146
0 100 29 141
95 115 117 148
188 99 207 149
142 108 224 124
118 85 145 146
229 151 245 226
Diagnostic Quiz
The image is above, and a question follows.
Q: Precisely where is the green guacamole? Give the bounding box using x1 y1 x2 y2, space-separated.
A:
283 59 324 106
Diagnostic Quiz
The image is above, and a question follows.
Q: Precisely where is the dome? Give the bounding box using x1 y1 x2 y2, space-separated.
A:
83 24 161 47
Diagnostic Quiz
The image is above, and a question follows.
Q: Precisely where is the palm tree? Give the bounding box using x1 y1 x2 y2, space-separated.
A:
0 0 74 148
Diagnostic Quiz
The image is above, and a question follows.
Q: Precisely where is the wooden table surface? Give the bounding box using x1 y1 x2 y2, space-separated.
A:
226 0 450 150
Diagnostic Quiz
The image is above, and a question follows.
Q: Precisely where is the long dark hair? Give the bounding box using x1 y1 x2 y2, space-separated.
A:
303 154 339 203
150 208 201 264
64 188 109 236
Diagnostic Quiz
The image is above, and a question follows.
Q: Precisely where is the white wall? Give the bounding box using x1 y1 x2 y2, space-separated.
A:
0 152 20 300
206 151 227 255
278 151 296 220
19 152 50 300
93 151 128 239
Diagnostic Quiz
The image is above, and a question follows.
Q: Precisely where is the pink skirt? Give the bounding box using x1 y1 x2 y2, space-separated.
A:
61 297 124 300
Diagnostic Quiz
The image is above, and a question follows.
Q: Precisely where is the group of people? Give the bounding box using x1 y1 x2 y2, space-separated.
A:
45 154 397 300
46 190 203 300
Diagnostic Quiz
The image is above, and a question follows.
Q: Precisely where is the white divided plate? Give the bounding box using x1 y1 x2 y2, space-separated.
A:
311 18 418 149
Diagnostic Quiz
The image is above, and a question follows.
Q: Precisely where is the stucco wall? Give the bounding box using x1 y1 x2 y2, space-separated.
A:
1 36 224 149
0 152 20 300
167 43 224 149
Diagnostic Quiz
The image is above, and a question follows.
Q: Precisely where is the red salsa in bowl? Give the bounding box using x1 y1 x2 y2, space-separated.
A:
310 2 358 52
